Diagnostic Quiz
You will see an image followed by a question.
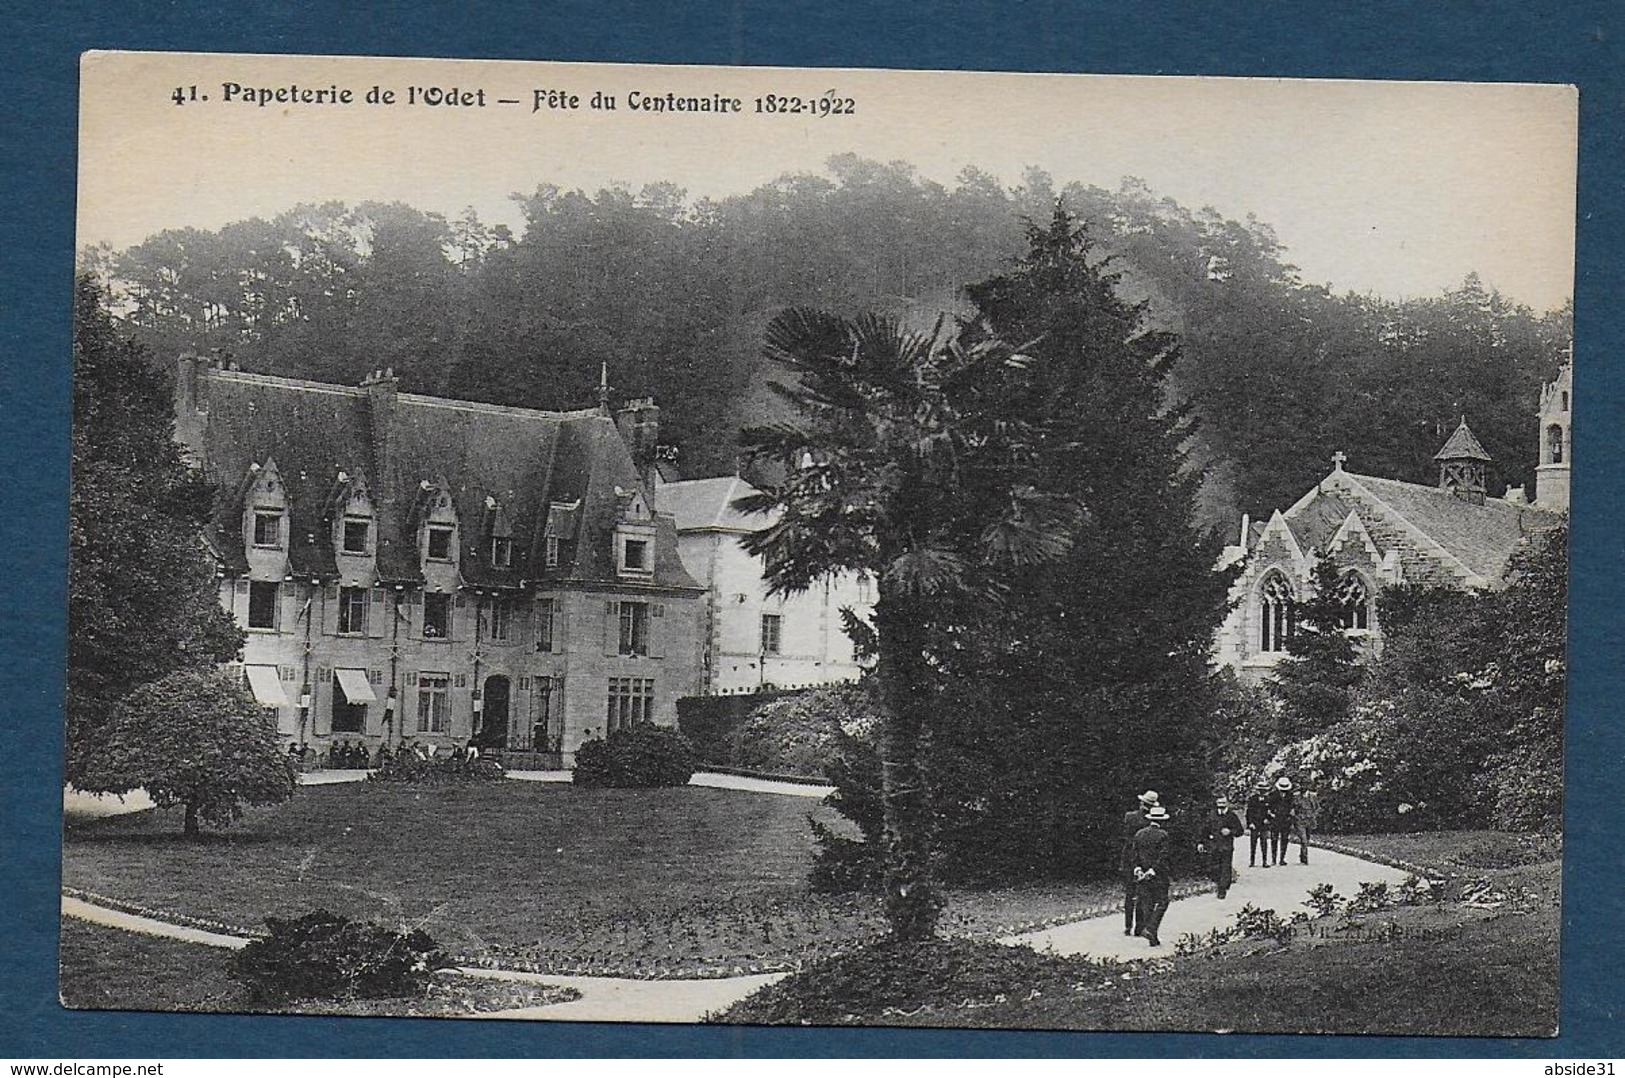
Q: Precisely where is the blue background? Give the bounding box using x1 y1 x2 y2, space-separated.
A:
3 0 1621 1058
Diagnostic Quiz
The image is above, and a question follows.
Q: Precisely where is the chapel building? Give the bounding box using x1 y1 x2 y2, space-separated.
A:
1215 360 1570 682
174 357 706 765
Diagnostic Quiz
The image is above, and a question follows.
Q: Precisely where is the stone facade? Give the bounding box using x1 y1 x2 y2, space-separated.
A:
1215 362 1570 682
177 359 705 764
1535 361 1572 513
654 475 874 695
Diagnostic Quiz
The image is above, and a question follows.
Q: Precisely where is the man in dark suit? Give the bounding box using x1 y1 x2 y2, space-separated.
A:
1267 776 1297 867
1120 790 1157 935
1245 780 1272 867
1132 804 1173 946
1198 795 1245 899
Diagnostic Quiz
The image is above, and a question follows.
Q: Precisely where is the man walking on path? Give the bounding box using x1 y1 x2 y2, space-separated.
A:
1267 776 1297 867
1132 804 1172 946
1198 795 1245 899
1120 790 1157 935
1246 780 1272 867
1292 784 1321 864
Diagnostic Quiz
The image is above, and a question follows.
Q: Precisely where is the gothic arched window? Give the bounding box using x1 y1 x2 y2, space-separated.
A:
1259 571 1297 653
1547 424 1565 465
1335 572 1371 631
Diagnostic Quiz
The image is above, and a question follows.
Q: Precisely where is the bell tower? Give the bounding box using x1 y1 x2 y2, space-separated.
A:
1434 417 1492 505
1534 358 1572 513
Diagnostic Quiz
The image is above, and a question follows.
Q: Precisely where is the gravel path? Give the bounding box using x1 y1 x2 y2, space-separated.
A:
1010 845 1412 961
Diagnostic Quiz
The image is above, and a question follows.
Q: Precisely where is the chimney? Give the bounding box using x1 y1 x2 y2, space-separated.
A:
615 397 660 492
361 368 399 499
173 353 206 460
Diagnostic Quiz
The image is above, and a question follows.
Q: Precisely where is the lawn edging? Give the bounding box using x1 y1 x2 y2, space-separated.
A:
694 764 832 787
1309 838 1439 880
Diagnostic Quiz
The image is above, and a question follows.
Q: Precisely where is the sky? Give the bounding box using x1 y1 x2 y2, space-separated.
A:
78 52 1578 312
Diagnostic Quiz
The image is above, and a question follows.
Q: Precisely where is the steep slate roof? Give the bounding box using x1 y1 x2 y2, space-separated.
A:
654 475 774 533
1433 420 1494 462
1268 466 1557 587
1343 473 1557 582
186 368 698 591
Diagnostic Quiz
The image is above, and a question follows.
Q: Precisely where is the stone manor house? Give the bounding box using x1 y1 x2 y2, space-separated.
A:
1215 359 1571 680
176 358 708 765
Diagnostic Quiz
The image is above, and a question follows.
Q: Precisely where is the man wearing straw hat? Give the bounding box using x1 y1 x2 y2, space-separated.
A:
1132 803 1173 946
1119 790 1158 936
1267 775 1297 867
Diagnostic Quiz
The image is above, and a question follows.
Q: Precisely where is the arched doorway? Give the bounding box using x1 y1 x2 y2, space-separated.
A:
478 674 511 750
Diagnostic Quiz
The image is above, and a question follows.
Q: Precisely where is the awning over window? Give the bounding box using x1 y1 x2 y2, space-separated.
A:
334 667 377 704
244 665 288 707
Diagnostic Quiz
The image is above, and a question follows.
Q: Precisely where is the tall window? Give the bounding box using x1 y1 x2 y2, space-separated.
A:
426 524 454 561
760 613 783 655
1336 572 1371 631
417 673 450 733
544 535 560 568
491 535 513 568
252 510 282 548
337 586 368 635
535 598 555 653
1259 572 1297 653
1548 424 1565 464
618 601 650 656
247 581 279 630
488 597 514 642
607 677 654 732
342 518 370 554
423 593 451 639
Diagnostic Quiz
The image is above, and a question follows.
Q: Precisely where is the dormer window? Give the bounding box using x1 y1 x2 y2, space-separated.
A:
253 510 283 549
624 539 649 571
342 518 371 555
427 525 454 561
545 535 560 569
491 535 513 568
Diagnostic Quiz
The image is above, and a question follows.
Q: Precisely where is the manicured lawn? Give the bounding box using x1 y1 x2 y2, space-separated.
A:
62 781 1127 977
1323 830 1562 874
58 919 578 1017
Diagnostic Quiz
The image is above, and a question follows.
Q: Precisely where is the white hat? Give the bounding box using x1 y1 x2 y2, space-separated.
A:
1276 776 1293 790
1138 790 1160 806
1145 805 1169 821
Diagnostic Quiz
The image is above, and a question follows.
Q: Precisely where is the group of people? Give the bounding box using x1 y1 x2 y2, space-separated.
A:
1118 777 1323 948
1245 775 1321 869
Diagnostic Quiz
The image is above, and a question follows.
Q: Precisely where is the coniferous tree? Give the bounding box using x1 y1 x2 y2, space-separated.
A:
933 205 1235 879
1270 555 1363 736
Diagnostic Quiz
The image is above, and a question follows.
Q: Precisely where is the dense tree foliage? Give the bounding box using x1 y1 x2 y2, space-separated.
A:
67 277 244 785
1269 556 1364 736
738 306 1080 938
86 162 1570 525
921 208 1234 880
1230 523 1566 834
73 667 294 835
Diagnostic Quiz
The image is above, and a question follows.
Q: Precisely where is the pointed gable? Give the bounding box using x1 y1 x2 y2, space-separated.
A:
1434 420 1493 462
189 367 698 592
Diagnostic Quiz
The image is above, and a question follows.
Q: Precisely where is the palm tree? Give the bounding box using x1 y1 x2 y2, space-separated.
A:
736 308 1080 939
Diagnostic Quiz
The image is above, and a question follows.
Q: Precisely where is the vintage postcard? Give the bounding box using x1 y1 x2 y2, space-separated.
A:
65 51 1574 1034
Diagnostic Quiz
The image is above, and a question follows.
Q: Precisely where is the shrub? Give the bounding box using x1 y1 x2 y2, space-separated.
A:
1304 884 1342 917
728 684 875 777
573 723 698 788
226 910 446 1003
368 750 504 784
